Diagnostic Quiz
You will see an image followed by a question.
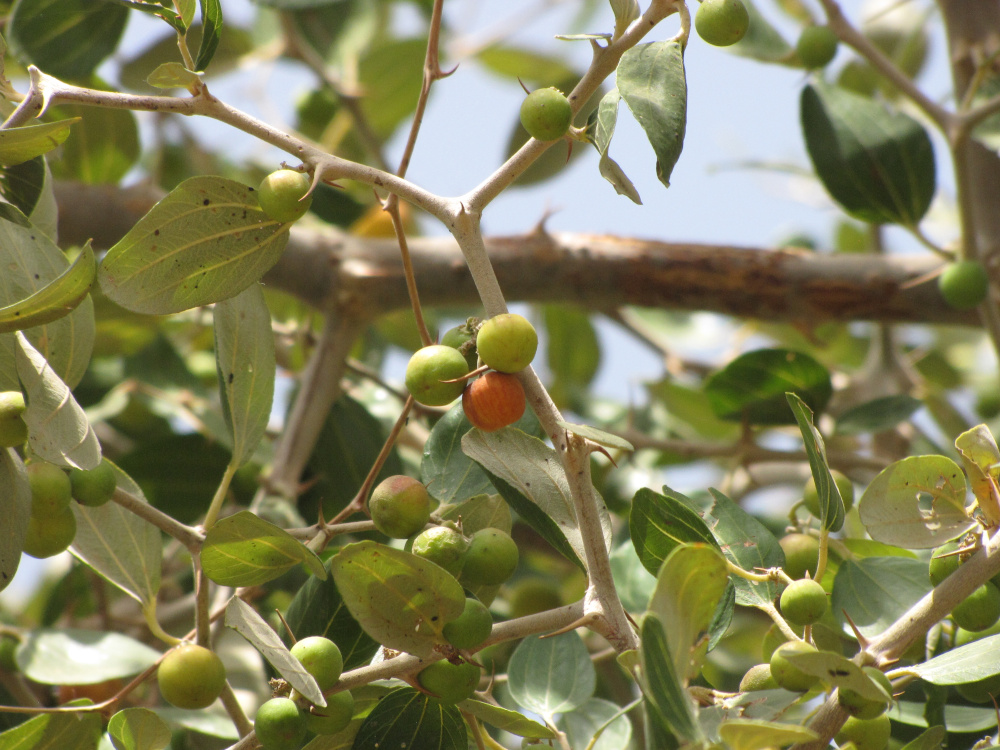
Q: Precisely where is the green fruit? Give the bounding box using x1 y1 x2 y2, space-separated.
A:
255 697 308 750
368 475 431 539
779 533 819 580
739 663 779 691
802 470 855 517
460 528 519 586
928 541 962 586
0 391 27 448
508 578 564 619
307 690 354 734
22 507 76 559
796 25 839 68
290 636 343 691
475 314 538 374
769 641 820 692
404 345 470 406
69 459 117 507
257 169 313 223
779 579 828 626
835 714 891 750
838 666 893 719
955 673 1000 703
157 644 227 710
519 88 573 142
441 323 478 370
695 0 750 47
411 525 470 577
27 461 72 517
0 636 18 672
951 582 1000 632
417 660 481 704
760 623 792 662
938 260 989 310
442 598 493 650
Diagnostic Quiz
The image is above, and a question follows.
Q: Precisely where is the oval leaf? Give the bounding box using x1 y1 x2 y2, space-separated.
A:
831 557 932 637
629 486 718 577
352 687 466 750
639 615 702 743
0 119 80 167
912 633 1000 685
459 699 556 739
0 244 95 334
329 541 465 657
201 510 326 586
788 393 845 532
858 455 976 548
718 719 818 750
558 697 633 750
586 87 642 203
801 81 936 225
16 629 161 685
507 632 596 718
107 708 171 750
421 405 496 504
98 176 289 315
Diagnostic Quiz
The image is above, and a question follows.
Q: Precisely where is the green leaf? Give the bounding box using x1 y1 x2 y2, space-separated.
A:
801 81 936 225
146 63 202 90
0 120 80 167
463 426 613 570
831 557 932 637
647 543 729 683
214 283 275 468
49 105 140 185
543 304 601 407
703 489 783 607
8 0 128 81
357 39 426 138
912 633 1000 685
421 404 495 504
329 541 465 658
0 449 31 594
857 455 976 548
787 393 845 532
0 706 102 750
954 424 1000 526
629 486 718 577
507 632 596 718
639 615 702 743
558 697 633 750
617 41 687 188
193 0 222 72
0 158 46 226
107 708 171 750
729 0 793 62
475 46 576 85
110 1 186 33
224 597 326 707
458 700 556 739
352 687 466 750
610 540 657 613
717 719 818 750
70 463 161 607
705 348 832 425
16 629 160 685
440 494 511 535
201 510 326 586
586 88 642 203
900 726 947 750
890 701 999 733
15 332 101 470
835 394 923 435
153 708 238 740
0 244 95 334
98 176 289 315
281 558 379 672
780 649 892 701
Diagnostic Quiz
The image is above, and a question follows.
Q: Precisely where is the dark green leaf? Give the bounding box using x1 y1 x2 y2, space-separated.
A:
617 41 687 188
543 304 601 407
835 394 923 435
639 616 702 743
629 487 718 577
110 1 186 33
831 557 931 637
352 688 466 750
801 81 936 225
421 404 494 503
508 632 596 718
705 348 832 425
0 245 95 334
586 88 642 203
708 580 736 650
0 449 31 594
48 105 140 185
193 0 222 71
787 393 845 532
0 120 79 167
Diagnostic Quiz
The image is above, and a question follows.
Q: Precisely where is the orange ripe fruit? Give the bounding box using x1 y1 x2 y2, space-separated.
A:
462 372 526 432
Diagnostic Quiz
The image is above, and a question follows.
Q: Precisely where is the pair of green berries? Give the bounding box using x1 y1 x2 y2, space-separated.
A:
22 458 118 559
255 636 353 750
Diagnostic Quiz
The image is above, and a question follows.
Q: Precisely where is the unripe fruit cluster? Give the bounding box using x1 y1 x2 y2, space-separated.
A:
410 523 519 591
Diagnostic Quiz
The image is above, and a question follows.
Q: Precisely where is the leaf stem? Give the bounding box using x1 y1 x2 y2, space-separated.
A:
204 461 238 532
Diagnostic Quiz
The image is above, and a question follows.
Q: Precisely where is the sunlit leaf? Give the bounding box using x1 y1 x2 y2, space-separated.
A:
0 706 102 750
831 557 931 637
787 393 845 532
459 700 556 739
16 629 160 685
639 615 702 743
0 120 80 167
718 719 818 750
629 486 718 577
107 708 171 750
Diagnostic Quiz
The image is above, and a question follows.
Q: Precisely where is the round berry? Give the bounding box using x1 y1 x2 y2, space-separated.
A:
462 372 526 432
307 690 354 734
0 391 27 448
739 663 779 692
779 533 819 580
796 25 839 68
838 666 893 719
255 697 308 750
27 460 72 517
956 673 1000 704
928 541 963 586
404 345 470 406
157 644 227 710
290 636 343 691
802 470 855 517
508 578 564 619
23 507 76 559
695 0 750 47
460 528 519 586
835 714 891 750
70 459 117 507
442 598 493 650
475 314 538 374
779 579 828 626
417 660 481 704
952 582 1000 632
938 260 989 310
519 88 573 142
257 169 313 224
368 475 431 539
769 641 819 692
411 525 470 577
